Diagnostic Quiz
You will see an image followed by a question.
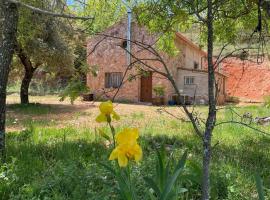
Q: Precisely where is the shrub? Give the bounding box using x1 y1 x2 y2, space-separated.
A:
153 85 165 97
59 76 89 104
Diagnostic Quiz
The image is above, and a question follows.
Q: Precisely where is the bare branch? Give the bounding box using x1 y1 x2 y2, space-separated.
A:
157 107 189 122
88 33 204 138
8 0 94 20
215 120 270 136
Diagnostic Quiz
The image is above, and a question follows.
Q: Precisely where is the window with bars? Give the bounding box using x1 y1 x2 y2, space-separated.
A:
105 72 123 88
184 76 195 85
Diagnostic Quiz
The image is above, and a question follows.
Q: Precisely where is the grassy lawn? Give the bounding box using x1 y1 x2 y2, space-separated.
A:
1 94 270 199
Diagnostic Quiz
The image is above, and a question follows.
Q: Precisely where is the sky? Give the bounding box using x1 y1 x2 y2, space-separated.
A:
67 0 74 5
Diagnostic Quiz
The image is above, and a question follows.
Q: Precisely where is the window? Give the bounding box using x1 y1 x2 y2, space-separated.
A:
105 72 123 88
121 40 127 49
184 76 195 85
194 61 199 69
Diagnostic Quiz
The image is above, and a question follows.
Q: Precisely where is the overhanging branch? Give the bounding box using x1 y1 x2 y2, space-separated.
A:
8 0 94 20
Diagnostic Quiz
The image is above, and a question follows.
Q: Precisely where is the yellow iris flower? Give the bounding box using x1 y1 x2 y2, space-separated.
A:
109 128 143 167
96 101 120 123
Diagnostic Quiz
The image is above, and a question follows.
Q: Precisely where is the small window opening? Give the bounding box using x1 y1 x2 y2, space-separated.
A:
121 40 127 49
194 61 199 69
184 76 195 85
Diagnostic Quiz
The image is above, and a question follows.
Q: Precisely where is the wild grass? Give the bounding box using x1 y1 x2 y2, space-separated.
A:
1 97 270 199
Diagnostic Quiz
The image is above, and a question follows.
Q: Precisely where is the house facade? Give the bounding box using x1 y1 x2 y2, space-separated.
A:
86 20 226 105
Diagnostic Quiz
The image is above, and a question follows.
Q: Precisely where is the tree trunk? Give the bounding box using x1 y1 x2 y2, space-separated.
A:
202 0 216 199
0 1 18 159
20 67 36 104
15 42 37 104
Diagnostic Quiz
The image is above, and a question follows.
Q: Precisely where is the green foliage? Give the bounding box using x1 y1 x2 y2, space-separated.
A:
100 162 138 200
3 101 270 199
134 0 192 54
0 158 18 197
156 33 179 56
89 65 99 77
16 0 75 70
134 0 263 55
153 85 165 97
9 0 78 101
59 76 90 104
79 0 126 34
211 0 258 46
100 146 188 200
255 174 265 200
59 41 89 104
144 146 188 200
8 74 68 96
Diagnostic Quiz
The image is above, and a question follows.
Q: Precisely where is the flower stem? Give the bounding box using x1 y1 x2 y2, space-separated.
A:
108 121 116 148
127 164 137 200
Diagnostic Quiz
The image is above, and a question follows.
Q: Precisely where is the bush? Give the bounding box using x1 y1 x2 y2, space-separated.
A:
153 85 165 97
59 76 89 104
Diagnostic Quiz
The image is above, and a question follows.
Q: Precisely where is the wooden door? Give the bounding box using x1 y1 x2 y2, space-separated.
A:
140 72 152 102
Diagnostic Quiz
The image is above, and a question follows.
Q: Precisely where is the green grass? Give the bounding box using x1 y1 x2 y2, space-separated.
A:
1 103 270 199
7 103 54 115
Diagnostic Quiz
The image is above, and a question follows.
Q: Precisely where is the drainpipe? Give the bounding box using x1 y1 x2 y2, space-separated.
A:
127 7 132 66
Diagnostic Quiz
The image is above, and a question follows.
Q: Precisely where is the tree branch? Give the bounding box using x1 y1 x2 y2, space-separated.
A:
8 0 94 20
215 120 270 136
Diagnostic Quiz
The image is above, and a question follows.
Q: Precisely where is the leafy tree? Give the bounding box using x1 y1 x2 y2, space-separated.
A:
15 0 75 104
132 0 270 199
79 0 126 34
0 0 92 159
59 40 90 104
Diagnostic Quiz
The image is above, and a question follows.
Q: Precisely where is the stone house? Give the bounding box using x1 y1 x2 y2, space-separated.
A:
86 20 226 105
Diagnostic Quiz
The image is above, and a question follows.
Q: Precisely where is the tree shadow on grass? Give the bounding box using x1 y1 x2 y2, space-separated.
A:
3 132 117 200
141 133 270 199
3 129 204 200
4 127 268 200
6 103 95 115
213 135 270 174
6 103 97 131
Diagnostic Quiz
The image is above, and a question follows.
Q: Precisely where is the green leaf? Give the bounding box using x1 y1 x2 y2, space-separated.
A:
98 162 116 175
59 76 89 104
178 188 188 194
255 174 265 200
147 191 157 200
98 129 111 141
165 189 177 200
116 174 132 200
99 162 132 200
144 177 161 198
161 150 188 200
156 146 165 189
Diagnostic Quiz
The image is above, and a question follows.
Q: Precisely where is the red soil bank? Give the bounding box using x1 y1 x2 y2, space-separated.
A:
222 59 270 102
